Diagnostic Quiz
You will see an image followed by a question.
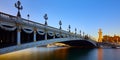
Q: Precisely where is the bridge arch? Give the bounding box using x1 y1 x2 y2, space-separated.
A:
59 40 97 48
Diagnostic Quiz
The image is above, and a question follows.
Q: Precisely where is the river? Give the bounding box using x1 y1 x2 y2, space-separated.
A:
0 47 120 60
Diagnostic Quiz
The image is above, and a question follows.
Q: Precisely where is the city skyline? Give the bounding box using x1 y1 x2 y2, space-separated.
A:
0 0 120 40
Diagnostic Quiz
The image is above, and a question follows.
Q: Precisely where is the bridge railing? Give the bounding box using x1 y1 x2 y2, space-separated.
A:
0 11 82 38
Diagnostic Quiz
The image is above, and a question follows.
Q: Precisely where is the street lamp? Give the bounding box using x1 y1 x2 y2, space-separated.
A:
27 14 30 20
27 14 30 24
43 13 48 40
75 28 77 34
44 14 48 26
83 32 85 38
80 30 81 37
68 25 71 38
75 28 77 38
59 20 62 30
68 25 71 32
15 0 23 17
59 20 62 38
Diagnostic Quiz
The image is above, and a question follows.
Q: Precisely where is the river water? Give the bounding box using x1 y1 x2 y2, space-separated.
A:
0 47 120 60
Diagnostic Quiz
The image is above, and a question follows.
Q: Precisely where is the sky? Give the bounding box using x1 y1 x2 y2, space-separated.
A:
0 0 120 40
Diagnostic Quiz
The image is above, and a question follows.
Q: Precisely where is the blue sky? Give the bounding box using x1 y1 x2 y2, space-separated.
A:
0 0 120 40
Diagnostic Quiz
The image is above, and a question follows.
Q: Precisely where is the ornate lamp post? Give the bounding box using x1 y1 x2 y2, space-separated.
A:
75 28 77 34
83 32 85 38
27 14 30 20
59 20 62 38
44 14 48 26
68 25 71 32
75 28 77 38
27 14 30 25
80 30 81 37
43 14 48 40
68 25 71 38
14 0 23 45
15 0 23 17
59 20 62 30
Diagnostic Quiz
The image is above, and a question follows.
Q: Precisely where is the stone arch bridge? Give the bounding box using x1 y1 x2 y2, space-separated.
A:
0 12 97 54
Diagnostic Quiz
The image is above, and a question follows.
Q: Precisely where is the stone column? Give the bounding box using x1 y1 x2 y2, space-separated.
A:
33 28 37 42
16 17 22 45
60 32 61 38
17 28 21 45
53 32 55 39
45 32 47 40
44 26 47 40
34 31 36 42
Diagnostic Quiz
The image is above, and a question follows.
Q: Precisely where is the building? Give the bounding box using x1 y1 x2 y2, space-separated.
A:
102 35 120 44
98 29 102 42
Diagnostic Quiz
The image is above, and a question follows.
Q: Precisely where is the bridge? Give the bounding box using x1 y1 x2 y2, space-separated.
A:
0 11 97 54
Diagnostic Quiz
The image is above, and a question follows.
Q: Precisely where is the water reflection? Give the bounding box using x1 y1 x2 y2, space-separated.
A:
98 48 103 60
0 47 94 60
0 47 67 60
66 47 94 60
3 47 120 60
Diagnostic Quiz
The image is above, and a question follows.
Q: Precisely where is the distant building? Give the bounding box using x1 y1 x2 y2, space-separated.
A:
98 29 102 42
102 35 120 44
